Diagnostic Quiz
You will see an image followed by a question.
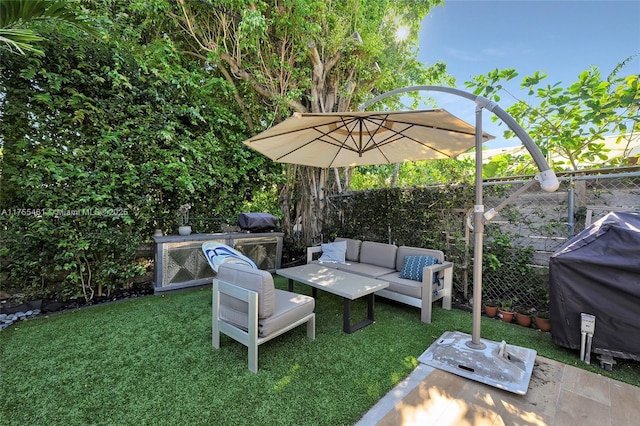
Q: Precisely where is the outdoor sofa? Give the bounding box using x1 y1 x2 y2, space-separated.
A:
307 238 453 323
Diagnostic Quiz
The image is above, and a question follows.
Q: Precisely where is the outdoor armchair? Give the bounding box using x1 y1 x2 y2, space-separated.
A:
212 263 316 373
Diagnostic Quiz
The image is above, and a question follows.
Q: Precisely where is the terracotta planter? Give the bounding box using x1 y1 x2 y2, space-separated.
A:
498 309 515 323
483 304 498 318
516 312 532 327
535 315 551 332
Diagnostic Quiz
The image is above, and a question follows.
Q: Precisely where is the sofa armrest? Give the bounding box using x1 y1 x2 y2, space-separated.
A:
307 246 323 263
425 261 452 273
424 262 453 300
419 261 453 323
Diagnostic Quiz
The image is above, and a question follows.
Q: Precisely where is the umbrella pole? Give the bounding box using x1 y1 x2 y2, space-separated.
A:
470 105 486 348
418 100 538 394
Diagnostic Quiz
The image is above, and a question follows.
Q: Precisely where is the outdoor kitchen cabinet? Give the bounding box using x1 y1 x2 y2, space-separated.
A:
151 232 283 294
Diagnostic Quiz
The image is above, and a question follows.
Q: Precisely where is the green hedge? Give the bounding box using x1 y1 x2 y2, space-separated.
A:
0 23 279 301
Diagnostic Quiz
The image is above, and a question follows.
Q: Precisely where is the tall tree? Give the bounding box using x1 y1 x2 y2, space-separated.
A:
173 0 451 244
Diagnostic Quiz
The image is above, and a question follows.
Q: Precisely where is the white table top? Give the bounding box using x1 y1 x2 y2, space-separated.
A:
276 263 389 300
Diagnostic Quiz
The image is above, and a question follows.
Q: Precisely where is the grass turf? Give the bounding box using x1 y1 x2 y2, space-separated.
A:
1 277 639 425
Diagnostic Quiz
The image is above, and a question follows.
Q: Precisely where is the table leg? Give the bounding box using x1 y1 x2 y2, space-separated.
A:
289 279 318 299
343 293 376 333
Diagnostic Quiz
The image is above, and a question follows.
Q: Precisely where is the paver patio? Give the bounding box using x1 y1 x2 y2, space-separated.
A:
356 356 640 426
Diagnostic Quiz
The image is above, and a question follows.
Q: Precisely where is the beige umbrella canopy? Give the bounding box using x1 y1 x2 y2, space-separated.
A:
244 109 494 168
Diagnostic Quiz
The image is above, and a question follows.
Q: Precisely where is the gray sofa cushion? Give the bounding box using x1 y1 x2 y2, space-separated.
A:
379 272 423 299
218 263 275 321
258 289 315 337
335 237 362 262
336 262 396 278
359 241 398 269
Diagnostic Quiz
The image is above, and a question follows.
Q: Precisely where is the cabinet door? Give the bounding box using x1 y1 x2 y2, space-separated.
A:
232 236 282 271
158 239 225 289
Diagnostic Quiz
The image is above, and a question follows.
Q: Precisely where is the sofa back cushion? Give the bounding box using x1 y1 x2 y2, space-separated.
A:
217 263 275 324
395 246 445 271
359 241 398 269
335 237 362 262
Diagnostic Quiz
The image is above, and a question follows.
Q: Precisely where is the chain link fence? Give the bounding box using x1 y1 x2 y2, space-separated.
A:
326 167 640 312
464 167 640 311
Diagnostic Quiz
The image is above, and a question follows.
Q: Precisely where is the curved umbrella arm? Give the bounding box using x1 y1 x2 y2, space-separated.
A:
359 85 559 193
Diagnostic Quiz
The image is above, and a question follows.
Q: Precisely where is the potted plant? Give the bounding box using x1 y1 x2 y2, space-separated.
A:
498 299 515 323
177 203 192 236
534 311 551 332
515 307 533 327
483 300 498 318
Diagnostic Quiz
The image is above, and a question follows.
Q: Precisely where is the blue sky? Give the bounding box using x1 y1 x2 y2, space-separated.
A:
415 0 640 148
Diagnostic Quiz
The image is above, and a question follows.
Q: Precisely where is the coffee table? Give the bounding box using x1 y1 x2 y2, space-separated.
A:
276 264 389 333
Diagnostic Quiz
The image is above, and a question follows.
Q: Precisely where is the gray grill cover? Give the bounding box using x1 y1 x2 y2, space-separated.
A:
237 213 277 232
549 211 640 361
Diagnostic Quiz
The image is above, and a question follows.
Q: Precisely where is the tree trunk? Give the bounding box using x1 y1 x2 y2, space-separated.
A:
391 163 400 187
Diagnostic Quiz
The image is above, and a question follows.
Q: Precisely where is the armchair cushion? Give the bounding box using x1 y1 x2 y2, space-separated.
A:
212 264 316 372
217 263 275 327
259 290 315 337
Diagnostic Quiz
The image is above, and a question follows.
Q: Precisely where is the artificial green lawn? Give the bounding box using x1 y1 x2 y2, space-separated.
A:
2 277 639 425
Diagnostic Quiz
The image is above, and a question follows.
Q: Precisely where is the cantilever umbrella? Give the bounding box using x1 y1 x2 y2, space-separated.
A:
243 109 494 167
245 88 560 395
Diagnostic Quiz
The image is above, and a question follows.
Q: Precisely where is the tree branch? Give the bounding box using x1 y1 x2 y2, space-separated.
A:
183 50 254 132
218 51 306 112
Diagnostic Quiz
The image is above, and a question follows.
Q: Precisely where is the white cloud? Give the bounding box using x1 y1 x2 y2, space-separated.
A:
481 48 507 57
446 48 481 62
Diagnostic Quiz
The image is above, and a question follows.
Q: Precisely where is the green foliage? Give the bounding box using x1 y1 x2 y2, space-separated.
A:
0 2 280 301
482 153 539 178
174 0 452 245
500 298 513 311
350 157 475 189
480 226 545 307
347 58 639 184
466 59 640 172
326 184 473 249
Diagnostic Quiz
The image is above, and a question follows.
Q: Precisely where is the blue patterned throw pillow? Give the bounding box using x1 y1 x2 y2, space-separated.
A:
400 255 441 283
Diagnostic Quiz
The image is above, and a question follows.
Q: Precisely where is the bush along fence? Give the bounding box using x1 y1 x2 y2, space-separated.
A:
324 167 640 314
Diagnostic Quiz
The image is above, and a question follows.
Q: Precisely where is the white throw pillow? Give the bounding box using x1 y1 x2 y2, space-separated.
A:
318 241 347 263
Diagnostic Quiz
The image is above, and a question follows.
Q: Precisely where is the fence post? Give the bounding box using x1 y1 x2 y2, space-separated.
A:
568 184 575 238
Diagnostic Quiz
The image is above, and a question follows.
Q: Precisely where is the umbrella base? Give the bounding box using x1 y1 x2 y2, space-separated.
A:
418 331 536 395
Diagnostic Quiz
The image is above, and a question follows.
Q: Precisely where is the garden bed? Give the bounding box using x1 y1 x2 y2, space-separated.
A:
0 281 153 329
